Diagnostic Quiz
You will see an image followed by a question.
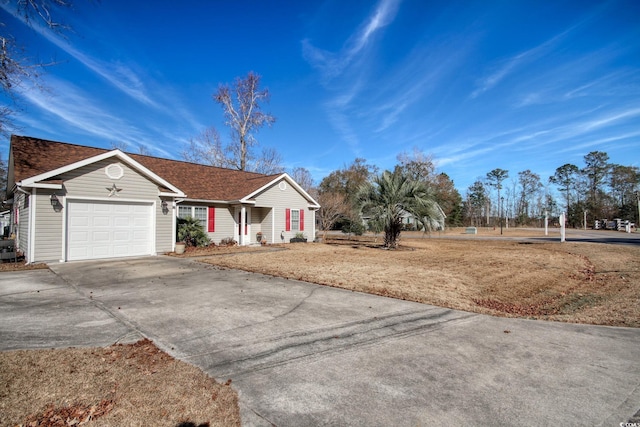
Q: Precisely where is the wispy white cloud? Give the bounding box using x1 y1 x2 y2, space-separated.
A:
556 130 640 154
563 69 632 99
19 76 174 157
302 0 400 82
525 106 640 148
576 107 640 133
470 27 574 99
301 0 401 151
368 40 473 134
40 32 160 108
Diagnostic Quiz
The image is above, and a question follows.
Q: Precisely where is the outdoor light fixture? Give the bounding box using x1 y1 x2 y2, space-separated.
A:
161 200 168 210
50 193 59 207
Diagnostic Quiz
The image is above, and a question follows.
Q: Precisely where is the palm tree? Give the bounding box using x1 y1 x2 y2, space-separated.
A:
357 170 445 248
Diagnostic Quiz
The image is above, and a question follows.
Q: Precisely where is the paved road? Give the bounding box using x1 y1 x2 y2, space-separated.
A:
1 256 639 426
404 228 640 246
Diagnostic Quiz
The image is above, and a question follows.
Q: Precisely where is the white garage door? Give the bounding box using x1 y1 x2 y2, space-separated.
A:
67 201 153 261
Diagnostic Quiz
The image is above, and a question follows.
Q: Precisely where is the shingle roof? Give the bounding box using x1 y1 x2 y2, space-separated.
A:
10 135 281 201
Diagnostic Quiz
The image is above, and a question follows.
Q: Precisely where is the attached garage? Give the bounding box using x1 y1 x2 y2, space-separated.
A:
67 200 154 261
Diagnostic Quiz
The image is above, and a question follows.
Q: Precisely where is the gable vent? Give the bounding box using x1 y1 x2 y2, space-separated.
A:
105 163 124 180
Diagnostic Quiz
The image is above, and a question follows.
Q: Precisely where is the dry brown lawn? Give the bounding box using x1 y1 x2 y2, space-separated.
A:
200 232 640 327
0 260 48 272
0 339 240 427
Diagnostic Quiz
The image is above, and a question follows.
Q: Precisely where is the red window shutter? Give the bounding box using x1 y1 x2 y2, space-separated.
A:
285 208 291 231
299 209 304 231
208 207 215 232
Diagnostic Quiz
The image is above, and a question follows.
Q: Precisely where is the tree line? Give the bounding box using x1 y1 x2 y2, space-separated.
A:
466 152 640 229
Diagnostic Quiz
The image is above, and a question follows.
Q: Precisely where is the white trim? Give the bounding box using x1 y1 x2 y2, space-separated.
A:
151 200 158 256
19 150 187 198
22 183 63 190
171 200 176 252
159 191 184 197
183 198 230 204
241 173 320 208
240 206 246 245
28 188 36 263
65 195 151 204
60 193 66 263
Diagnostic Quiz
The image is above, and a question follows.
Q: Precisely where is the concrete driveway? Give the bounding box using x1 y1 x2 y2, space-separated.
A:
1 256 639 426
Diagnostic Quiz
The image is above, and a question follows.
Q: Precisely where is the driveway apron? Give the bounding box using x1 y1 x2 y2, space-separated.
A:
3 256 639 426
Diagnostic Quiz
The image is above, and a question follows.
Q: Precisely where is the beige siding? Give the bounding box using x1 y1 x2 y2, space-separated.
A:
16 193 29 255
214 206 236 244
33 190 64 262
156 198 174 253
252 208 266 241
62 159 160 199
263 207 274 244
253 179 315 242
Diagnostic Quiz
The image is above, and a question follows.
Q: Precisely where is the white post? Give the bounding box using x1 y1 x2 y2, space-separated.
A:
583 211 587 230
560 212 566 242
240 206 246 246
637 195 640 232
544 210 548 236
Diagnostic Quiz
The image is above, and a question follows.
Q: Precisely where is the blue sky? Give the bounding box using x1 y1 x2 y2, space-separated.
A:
1 0 639 192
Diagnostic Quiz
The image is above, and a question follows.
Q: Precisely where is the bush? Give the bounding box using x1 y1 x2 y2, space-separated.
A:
177 217 210 247
341 221 365 236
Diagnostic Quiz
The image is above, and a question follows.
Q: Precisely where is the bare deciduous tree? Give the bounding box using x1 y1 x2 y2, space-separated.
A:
181 127 229 168
183 72 282 173
317 191 348 240
252 146 284 175
213 71 276 171
395 148 435 183
290 167 314 193
110 141 152 156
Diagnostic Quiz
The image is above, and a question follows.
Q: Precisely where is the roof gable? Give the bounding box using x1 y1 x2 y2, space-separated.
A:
242 173 320 208
20 148 185 196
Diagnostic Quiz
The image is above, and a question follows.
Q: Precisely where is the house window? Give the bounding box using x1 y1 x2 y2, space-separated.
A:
291 209 300 231
285 208 305 232
178 205 208 231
